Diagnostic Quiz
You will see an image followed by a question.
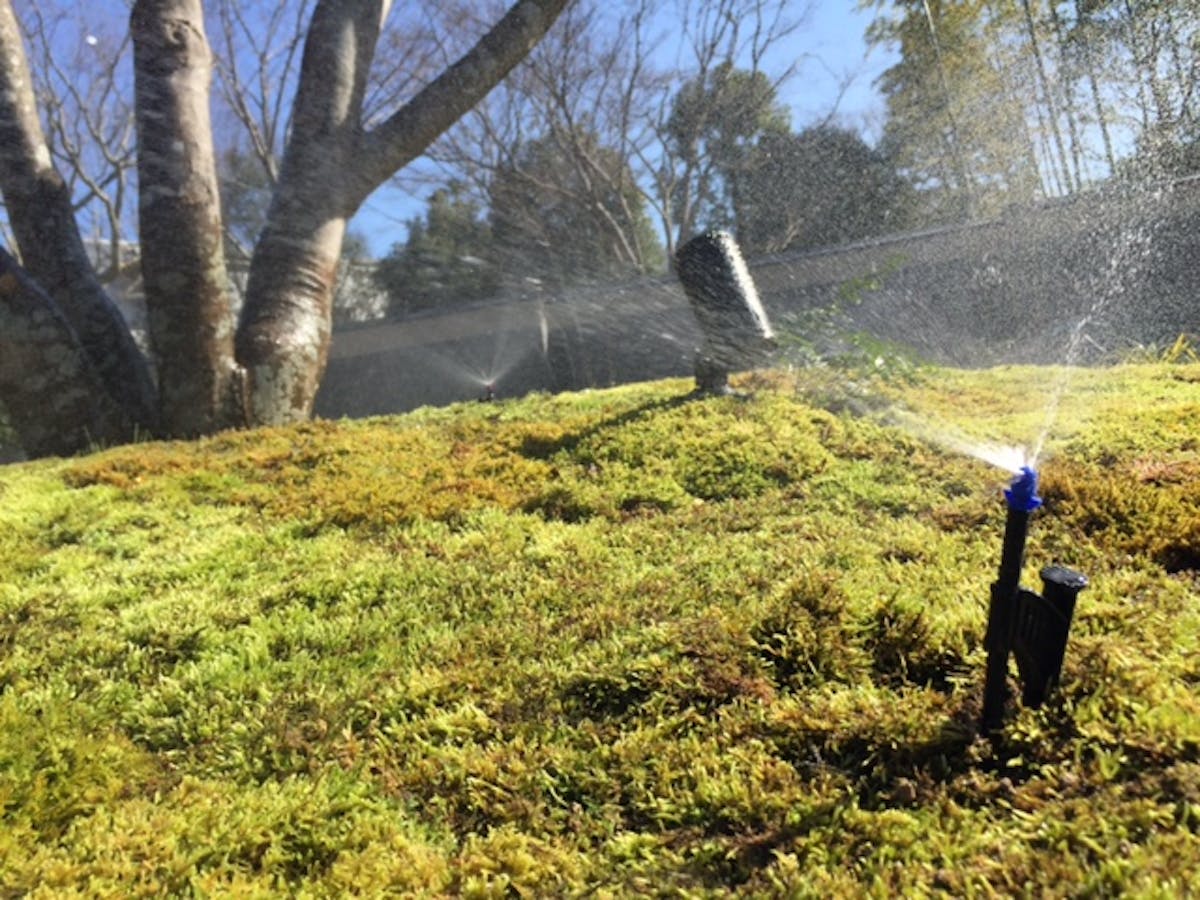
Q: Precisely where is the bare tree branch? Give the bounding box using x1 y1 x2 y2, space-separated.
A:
353 0 569 205
211 0 314 180
18 2 138 280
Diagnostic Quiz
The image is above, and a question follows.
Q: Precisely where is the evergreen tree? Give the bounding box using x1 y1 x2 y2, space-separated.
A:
736 125 916 256
375 184 500 316
217 148 273 263
665 61 791 240
488 130 664 290
865 0 1041 223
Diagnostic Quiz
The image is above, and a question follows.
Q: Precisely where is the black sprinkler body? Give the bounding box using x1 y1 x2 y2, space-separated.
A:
675 231 776 395
479 382 496 402
981 466 1087 734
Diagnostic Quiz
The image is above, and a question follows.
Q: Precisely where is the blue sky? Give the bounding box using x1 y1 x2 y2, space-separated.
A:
772 3 894 134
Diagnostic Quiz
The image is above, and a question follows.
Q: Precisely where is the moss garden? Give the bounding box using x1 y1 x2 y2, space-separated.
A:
2 361 1199 896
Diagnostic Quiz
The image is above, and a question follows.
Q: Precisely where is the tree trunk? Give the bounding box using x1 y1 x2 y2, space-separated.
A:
238 0 569 425
1 0 569 446
237 202 346 426
132 0 242 436
1074 0 1117 175
920 0 975 218
1020 0 1075 194
0 248 133 456
234 0 382 425
1047 4 1086 187
0 0 158 435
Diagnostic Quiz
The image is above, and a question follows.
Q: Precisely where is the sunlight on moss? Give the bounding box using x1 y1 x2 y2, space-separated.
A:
1 362 1199 894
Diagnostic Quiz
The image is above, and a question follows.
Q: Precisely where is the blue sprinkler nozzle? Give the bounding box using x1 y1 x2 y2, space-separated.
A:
1004 465 1043 514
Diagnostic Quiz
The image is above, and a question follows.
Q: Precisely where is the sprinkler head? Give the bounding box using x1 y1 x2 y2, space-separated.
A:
480 381 496 402
1013 566 1088 708
982 464 1086 735
1004 465 1043 513
675 231 775 395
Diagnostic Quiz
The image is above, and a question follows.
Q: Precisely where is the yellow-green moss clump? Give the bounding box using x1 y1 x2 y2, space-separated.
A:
2 363 1198 895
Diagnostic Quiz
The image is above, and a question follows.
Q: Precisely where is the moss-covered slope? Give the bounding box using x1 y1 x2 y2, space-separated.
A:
2 364 1198 896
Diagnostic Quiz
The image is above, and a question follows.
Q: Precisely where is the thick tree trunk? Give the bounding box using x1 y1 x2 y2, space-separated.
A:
238 0 569 425
234 0 381 425
237 206 345 425
0 248 133 456
132 0 242 436
0 0 158 435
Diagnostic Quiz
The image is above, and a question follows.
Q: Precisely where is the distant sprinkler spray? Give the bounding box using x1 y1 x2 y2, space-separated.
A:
981 465 1087 735
675 231 776 395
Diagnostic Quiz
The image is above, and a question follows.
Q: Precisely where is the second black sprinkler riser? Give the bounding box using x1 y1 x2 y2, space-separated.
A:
675 232 776 391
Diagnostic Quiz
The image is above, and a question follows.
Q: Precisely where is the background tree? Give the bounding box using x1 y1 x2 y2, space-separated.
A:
1106 0 1200 177
375 183 500 316
866 0 1042 223
412 0 670 276
0 0 568 457
644 0 806 256
664 61 791 242
414 0 808 264
736 124 916 256
9 2 138 282
217 147 274 265
488 130 665 291
864 0 1200 211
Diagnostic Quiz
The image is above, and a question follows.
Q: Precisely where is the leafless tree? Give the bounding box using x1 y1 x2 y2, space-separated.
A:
411 0 666 276
0 0 568 455
415 0 808 267
641 0 806 257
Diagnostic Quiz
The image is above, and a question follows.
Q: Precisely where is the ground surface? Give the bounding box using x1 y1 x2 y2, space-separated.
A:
2 363 1199 896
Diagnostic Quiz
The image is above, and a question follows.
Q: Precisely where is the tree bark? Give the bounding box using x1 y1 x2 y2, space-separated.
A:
1 0 568 443
0 247 133 456
0 0 158 435
238 0 569 425
132 0 242 436
1074 1 1116 174
1020 0 1075 194
235 0 383 425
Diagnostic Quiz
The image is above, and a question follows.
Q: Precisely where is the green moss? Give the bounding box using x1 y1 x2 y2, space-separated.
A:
2 363 1199 894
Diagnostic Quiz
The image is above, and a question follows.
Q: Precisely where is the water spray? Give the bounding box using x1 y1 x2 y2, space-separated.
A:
675 231 776 395
981 465 1087 734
